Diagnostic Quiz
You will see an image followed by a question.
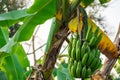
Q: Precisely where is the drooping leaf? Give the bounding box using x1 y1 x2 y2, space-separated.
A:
0 9 32 27
42 18 61 65
81 0 94 7
0 27 9 48
13 0 56 42
68 16 118 58
45 18 56 52
0 0 56 56
99 0 110 4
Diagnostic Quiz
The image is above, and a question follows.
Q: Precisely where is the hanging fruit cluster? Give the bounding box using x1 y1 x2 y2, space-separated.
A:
68 26 103 78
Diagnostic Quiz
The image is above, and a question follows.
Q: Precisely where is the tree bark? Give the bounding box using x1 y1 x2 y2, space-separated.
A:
41 27 69 80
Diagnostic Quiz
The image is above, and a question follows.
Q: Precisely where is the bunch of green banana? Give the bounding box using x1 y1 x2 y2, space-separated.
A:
86 26 103 47
68 26 102 79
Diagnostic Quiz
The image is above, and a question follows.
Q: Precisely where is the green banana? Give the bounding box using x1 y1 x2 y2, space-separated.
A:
87 53 94 66
72 38 77 48
68 58 74 73
96 49 100 58
76 39 81 59
68 62 72 73
71 48 76 60
76 48 81 61
86 67 91 78
82 53 88 66
76 32 79 39
91 49 96 57
90 58 98 69
85 45 90 53
71 65 75 77
94 59 101 70
70 35 73 43
81 66 86 78
76 61 82 78
68 43 72 57
73 60 77 77
69 58 74 64
81 42 87 58
94 33 102 46
68 26 102 79
86 26 92 41
89 35 96 46
94 27 99 37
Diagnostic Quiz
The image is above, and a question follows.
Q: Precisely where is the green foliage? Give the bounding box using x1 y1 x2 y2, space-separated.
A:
0 0 56 79
0 71 8 80
1 55 26 80
0 9 31 27
45 18 56 53
81 0 111 7
53 63 74 80
0 0 112 79
99 0 110 4
14 0 56 42
0 44 30 80
81 0 94 7
0 27 9 48
27 0 55 14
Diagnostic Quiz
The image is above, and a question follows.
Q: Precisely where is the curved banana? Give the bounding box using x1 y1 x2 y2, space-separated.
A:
81 66 86 78
82 53 88 66
76 61 82 78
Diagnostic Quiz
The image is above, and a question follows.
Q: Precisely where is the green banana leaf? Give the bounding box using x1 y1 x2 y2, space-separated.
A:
0 44 30 80
0 27 9 48
0 9 32 27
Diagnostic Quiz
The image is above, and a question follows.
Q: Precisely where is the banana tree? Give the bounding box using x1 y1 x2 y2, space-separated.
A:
0 0 119 80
